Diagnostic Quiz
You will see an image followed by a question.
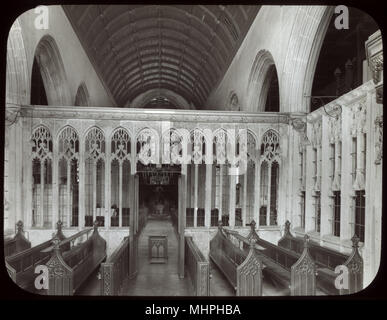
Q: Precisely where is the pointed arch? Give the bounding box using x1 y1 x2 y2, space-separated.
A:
33 34 71 106
246 50 280 112
74 82 90 106
84 126 106 161
6 19 29 105
110 127 132 163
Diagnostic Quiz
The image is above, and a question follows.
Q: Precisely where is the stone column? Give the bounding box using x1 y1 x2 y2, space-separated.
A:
79 141 85 229
242 171 247 226
219 164 223 219
178 164 187 278
204 163 212 227
52 143 59 229
105 139 111 229
119 162 123 227
21 119 31 228
194 164 198 227
229 171 236 228
340 107 353 241
40 160 45 227
266 164 272 226
254 160 260 225
320 116 331 236
92 161 97 224
66 161 71 228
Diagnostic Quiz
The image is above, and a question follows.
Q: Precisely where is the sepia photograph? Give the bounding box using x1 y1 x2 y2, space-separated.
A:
2 4 383 300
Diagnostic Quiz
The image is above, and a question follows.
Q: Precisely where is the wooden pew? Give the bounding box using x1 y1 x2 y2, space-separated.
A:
185 236 210 296
278 221 363 294
5 220 67 292
209 221 263 296
45 221 107 295
222 220 317 296
100 236 129 295
4 221 31 257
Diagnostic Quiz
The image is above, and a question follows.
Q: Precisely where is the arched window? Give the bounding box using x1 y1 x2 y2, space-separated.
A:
74 82 90 106
259 130 280 226
31 126 53 227
58 126 79 227
85 127 105 226
111 128 131 227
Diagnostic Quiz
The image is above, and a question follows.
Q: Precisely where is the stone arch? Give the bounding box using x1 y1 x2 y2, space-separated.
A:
6 19 29 105
281 6 333 113
246 50 279 112
33 34 71 106
110 127 132 162
74 82 90 106
303 7 334 113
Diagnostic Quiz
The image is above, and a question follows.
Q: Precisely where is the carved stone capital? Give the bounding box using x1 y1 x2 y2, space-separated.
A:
369 53 383 83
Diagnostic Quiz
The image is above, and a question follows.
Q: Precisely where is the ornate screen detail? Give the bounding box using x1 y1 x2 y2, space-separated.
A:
85 127 105 161
191 129 205 164
213 129 228 164
111 128 131 163
31 126 53 160
259 130 280 226
31 126 53 228
260 129 280 163
137 128 159 165
58 126 79 161
58 126 79 227
162 129 185 165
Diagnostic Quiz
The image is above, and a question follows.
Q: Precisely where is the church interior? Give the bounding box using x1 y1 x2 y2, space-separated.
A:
3 5 383 296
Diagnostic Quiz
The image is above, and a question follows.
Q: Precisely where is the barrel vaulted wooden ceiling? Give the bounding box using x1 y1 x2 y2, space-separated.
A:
63 5 260 108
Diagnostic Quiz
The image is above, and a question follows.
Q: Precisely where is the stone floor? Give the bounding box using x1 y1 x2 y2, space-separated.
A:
123 218 192 296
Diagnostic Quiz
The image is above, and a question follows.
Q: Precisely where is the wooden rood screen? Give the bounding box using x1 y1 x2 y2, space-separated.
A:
45 221 107 295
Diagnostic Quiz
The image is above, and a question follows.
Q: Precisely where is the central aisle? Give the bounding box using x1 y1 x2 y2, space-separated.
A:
123 217 192 296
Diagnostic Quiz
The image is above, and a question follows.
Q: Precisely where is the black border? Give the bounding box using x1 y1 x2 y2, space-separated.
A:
0 0 386 316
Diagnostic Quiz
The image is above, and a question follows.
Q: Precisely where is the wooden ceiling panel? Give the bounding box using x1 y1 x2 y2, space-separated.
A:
63 4 260 108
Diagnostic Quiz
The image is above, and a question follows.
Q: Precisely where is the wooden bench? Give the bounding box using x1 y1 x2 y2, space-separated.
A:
4 221 31 257
100 236 130 295
278 221 363 294
220 220 318 296
209 221 263 296
5 220 67 292
45 221 107 295
185 236 210 296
